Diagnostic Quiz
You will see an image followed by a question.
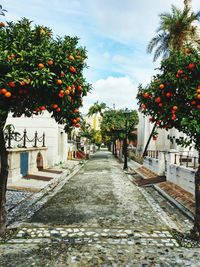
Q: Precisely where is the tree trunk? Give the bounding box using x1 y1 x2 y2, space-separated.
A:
114 140 117 158
112 140 115 155
0 114 8 235
191 151 200 239
123 137 128 170
143 123 157 157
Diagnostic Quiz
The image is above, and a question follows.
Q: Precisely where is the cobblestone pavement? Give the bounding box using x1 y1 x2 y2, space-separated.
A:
6 190 32 211
1 150 200 266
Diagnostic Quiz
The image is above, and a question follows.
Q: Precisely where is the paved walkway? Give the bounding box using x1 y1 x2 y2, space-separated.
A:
1 150 200 266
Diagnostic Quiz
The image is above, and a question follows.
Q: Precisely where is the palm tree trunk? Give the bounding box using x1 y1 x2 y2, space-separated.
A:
191 151 200 239
0 112 8 235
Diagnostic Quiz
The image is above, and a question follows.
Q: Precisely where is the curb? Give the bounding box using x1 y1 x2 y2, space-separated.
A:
153 184 194 221
128 159 194 222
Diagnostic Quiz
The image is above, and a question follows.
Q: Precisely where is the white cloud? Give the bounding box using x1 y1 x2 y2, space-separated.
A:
81 76 138 113
84 0 195 44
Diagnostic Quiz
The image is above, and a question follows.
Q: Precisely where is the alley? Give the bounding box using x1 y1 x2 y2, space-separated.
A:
1 150 200 266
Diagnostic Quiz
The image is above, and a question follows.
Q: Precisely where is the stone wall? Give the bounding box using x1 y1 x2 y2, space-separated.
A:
7 147 48 182
6 112 68 166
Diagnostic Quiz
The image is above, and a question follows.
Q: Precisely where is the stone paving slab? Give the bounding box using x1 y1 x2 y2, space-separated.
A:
8 226 179 247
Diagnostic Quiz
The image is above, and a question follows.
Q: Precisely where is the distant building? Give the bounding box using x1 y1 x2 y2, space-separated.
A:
83 113 102 131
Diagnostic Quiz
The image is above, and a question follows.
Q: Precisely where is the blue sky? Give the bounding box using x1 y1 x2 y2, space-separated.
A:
1 0 199 112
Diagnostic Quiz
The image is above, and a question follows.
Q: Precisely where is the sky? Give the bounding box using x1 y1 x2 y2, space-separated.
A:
1 0 199 113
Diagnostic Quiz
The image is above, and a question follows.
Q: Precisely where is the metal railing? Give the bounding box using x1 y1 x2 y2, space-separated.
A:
6 129 45 149
174 153 199 169
147 150 159 159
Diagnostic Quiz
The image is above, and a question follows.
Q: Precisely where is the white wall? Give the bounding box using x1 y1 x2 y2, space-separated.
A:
137 111 197 155
143 152 166 176
167 164 195 195
6 112 68 166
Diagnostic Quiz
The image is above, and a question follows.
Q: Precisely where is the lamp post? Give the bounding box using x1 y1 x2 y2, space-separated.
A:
123 108 131 170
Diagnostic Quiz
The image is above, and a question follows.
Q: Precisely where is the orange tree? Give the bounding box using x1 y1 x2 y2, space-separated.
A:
137 47 200 238
100 109 138 157
0 18 91 234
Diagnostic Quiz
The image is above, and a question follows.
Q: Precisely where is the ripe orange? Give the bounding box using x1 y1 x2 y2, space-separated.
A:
69 66 76 73
159 84 165 89
52 104 58 109
166 93 171 98
38 63 44 69
1 88 7 94
48 60 53 66
197 94 200 100
76 118 80 122
68 55 75 60
67 86 71 91
197 89 200 94
155 97 161 103
20 81 26 86
141 104 146 109
59 93 64 98
172 106 178 111
60 90 64 94
5 92 11 98
171 115 176 120
9 81 15 88
188 63 195 69
57 79 62 85
143 92 149 98
185 48 190 54
0 22 5 27
177 69 183 75
65 90 70 95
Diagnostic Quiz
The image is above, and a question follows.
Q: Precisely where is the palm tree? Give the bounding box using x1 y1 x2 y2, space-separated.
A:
147 3 200 61
87 101 107 117
0 5 7 16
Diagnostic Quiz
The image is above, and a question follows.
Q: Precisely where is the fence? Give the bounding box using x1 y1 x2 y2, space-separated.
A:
174 153 199 169
147 150 159 159
6 129 45 149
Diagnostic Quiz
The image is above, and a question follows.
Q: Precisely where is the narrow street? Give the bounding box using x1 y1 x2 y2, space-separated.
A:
1 150 200 266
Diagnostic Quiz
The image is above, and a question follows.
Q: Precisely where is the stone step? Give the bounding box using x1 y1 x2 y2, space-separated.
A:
136 167 157 179
133 176 166 186
38 169 63 174
23 174 53 181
